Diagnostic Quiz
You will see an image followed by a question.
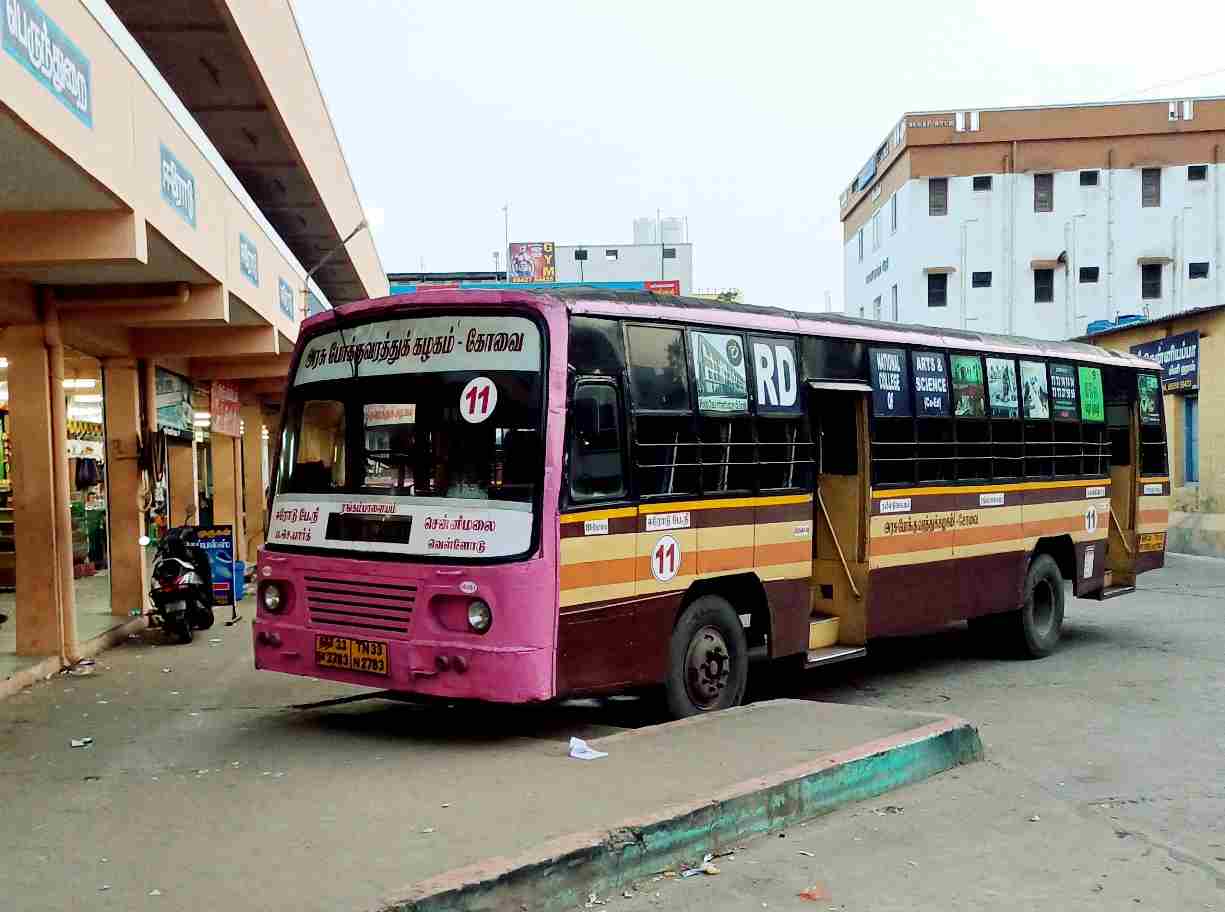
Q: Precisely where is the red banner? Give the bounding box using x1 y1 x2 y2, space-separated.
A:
645 280 680 295
210 381 241 437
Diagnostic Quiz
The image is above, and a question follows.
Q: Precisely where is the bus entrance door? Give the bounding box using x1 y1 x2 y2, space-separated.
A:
1101 405 1139 597
807 383 870 665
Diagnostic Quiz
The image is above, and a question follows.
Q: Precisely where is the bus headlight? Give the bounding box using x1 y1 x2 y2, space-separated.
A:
467 599 492 634
261 583 285 614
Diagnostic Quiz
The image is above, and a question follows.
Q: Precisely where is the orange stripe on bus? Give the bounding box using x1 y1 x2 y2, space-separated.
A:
870 531 955 556
560 557 636 591
698 546 755 574
1138 509 1168 526
754 540 813 566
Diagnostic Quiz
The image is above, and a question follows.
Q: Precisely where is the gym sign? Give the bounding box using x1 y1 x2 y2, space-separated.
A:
3 0 92 128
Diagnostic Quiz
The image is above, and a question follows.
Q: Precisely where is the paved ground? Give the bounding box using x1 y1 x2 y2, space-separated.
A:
1 553 1221 912
613 552 1225 911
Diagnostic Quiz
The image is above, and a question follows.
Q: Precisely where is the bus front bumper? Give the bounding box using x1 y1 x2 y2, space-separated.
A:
252 620 554 703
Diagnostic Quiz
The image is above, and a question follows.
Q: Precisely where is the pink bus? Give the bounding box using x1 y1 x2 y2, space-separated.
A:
254 288 1167 716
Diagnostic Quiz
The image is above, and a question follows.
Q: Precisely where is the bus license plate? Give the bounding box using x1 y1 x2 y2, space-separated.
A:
315 635 388 675
1138 532 1165 553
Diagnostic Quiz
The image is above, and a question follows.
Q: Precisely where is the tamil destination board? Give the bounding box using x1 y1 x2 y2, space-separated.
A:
3 0 92 128
691 331 748 412
1129 330 1199 392
869 348 911 416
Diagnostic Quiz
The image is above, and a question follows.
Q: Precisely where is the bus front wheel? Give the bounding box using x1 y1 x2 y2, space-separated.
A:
665 595 748 718
1004 553 1066 658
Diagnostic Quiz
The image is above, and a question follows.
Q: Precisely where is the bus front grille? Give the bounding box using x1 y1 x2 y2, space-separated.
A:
304 576 417 636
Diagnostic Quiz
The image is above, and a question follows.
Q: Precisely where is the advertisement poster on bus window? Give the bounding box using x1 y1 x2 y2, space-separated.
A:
508 242 556 283
869 348 911 417
911 350 949 416
986 358 1019 419
1138 374 1161 425
690 330 748 412
751 336 801 414
951 354 985 417
1079 366 1104 422
1020 361 1050 420
1050 363 1078 420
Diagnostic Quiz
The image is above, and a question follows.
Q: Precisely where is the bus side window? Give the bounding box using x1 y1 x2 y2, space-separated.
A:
570 383 626 500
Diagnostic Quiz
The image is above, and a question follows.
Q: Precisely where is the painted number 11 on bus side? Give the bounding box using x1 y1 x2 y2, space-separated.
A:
652 535 681 582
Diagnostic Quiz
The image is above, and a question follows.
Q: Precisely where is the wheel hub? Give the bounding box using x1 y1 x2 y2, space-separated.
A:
685 626 731 710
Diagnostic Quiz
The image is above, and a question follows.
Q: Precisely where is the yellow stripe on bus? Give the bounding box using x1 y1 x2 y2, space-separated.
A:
872 478 1111 498
560 493 812 523
560 506 639 524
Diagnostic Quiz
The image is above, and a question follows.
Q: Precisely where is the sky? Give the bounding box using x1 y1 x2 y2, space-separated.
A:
294 0 1225 312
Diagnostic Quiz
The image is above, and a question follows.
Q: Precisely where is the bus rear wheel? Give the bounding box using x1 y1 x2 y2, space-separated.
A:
665 595 748 718
1004 553 1065 658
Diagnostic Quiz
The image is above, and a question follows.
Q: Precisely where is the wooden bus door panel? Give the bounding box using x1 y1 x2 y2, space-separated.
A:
1107 409 1139 585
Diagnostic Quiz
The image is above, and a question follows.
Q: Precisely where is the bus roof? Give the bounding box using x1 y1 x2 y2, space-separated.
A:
313 287 1158 371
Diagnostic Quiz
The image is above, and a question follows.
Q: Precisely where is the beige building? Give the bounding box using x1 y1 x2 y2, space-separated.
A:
841 96 1225 339
0 0 387 688
1083 307 1222 557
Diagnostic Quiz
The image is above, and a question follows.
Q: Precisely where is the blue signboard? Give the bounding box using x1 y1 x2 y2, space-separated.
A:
2 0 92 128
195 525 235 607
278 277 295 319
1130 330 1199 392
239 233 259 287
160 143 197 228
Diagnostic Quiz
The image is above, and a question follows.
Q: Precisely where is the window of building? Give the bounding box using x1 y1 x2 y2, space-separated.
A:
1185 397 1199 483
857 228 864 263
929 178 948 216
1190 261 1210 279
605 248 619 260
663 247 677 259
872 211 881 251
1142 168 1161 207
890 283 899 320
1188 164 1208 181
873 295 882 319
927 273 948 307
972 175 992 191
1141 263 1163 299
1034 268 1054 303
890 193 898 233
1080 266 1100 283
574 248 588 261
1080 170 1099 186
1034 173 1054 212
971 271 992 288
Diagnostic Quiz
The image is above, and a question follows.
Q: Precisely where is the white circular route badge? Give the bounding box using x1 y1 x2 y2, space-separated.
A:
651 534 682 582
459 376 498 423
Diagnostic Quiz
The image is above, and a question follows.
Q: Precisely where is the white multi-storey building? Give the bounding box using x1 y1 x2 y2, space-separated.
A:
841 97 1225 339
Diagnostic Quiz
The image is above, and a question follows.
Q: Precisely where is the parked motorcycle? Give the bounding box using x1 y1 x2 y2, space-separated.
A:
140 528 215 643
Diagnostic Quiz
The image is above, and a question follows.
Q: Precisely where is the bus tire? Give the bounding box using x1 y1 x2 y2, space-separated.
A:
1005 553 1065 658
665 595 748 718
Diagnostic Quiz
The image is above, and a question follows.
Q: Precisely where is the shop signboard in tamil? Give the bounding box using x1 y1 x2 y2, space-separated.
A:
1129 330 1199 392
155 368 193 439
911 350 949 416
159 143 197 228
195 525 235 606
869 347 911 417
508 242 556 283
691 330 748 413
278 277 295 319
1050 363 1078 420
239 233 259 287
645 280 680 295
3 0 92 128
210 381 241 437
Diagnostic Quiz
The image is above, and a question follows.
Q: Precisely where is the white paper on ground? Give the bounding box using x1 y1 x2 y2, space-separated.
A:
568 736 608 760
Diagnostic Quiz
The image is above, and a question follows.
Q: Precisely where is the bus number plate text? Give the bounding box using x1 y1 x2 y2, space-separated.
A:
315 635 388 675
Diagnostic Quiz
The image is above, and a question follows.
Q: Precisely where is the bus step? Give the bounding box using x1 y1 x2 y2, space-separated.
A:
1091 584 1136 601
805 645 866 669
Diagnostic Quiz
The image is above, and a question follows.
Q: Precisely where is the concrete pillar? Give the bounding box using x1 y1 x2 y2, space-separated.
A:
168 441 198 526
102 359 146 617
212 434 243 549
241 403 265 563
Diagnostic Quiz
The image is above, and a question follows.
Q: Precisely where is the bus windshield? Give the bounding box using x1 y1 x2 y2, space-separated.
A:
268 313 544 560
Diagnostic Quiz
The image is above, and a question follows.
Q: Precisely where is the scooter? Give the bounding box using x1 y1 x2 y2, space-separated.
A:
141 528 215 643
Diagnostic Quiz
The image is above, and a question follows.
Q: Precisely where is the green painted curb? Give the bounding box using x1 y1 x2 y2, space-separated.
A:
382 718 982 912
